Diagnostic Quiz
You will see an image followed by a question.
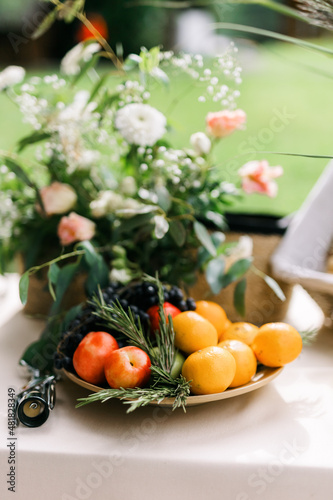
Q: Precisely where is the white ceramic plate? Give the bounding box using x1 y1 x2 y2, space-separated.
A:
63 365 283 407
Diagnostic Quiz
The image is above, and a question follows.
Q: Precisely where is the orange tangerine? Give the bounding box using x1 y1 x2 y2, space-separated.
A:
251 322 302 367
172 311 218 355
218 318 233 342
218 339 257 387
181 346 236 395
219 322 259 346
195 300 228 338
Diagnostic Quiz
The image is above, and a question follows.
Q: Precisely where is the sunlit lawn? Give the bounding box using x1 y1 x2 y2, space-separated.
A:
1 39 333 216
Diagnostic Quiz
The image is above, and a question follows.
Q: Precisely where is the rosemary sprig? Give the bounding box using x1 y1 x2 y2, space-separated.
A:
90 289 155 355
144 274 175 374
76 371 190 413
300 328 318 346
77 275 191 412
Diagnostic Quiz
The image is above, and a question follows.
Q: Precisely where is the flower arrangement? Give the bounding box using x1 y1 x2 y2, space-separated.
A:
0 15 284 315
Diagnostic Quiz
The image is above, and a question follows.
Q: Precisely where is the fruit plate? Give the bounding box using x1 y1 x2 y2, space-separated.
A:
63 365 283 407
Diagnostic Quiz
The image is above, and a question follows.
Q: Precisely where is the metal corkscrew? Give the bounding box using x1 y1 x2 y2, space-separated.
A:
15 362 58 428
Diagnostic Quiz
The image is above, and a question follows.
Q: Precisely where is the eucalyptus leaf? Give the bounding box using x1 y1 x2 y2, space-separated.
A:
169 220 186 247
48 262 60 284
21 318 64 373
263 275 286 301
156 186 171 212
234 278 247 317
50 261 80 315
3 158 34 187
19 272 30 305
220 258 252 289
194 221 217 257
205 257 225 295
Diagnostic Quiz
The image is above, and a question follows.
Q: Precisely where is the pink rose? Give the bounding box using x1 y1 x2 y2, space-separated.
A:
39 182 77 215
238 160 283 198
206 109 246 138
57 212 96 246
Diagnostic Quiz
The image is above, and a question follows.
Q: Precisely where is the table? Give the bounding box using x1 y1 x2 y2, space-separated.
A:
1 275 333 500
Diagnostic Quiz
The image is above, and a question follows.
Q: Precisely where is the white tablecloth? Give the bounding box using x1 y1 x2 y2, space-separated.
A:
1 275 333 500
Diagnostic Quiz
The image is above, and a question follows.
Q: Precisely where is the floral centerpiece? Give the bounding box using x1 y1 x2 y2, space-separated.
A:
0 3 285 319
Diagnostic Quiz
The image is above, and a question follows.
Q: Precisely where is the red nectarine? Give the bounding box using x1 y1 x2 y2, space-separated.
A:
73 331 119 385
104 346 151 389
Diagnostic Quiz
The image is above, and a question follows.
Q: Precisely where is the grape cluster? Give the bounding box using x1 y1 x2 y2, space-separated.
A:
55 280 196 372
120 282 196 313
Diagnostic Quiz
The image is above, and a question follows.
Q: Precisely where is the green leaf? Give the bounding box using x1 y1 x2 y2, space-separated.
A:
263 274 286 301
251 266 286 301
21 317 63 373
220 258 253 289
71 52 100 86
205 258 225 295
19 272 30 305
3 158 34 187
78 241 109 295
169 220 186 247
194 221 217 257
17 131 51 153
114 213 154 236
89 72 112 102
48 262 60 284
31 8 58 40
234 278 247 317
50 261 80 315
156 186 171 212
47 263 60 301
63 304 83 330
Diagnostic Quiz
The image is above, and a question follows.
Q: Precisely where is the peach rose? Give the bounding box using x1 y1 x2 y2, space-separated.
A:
206 109 246 138
39 182 77 215
238 160 283 198
57 212 96 246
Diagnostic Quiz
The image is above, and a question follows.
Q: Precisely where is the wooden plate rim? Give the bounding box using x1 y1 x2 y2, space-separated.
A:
63 365 283 407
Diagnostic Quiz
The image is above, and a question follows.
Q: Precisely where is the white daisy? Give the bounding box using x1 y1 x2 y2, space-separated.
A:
115 103 166 146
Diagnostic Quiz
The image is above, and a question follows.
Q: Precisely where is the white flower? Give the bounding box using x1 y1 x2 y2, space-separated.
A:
90 191 125 218
58 90 97 123
109 268 132 284
115 103 166 146
190 132 211 155
153 215 169 239
0 66 25 91
120 176 137 196
60 43 101 76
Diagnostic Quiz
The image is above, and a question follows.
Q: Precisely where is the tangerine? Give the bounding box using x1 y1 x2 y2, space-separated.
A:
172 311 218 354
195 300 228 338
251 322 302 367
218 339 257 387
181 346 236 394
219 322 259 346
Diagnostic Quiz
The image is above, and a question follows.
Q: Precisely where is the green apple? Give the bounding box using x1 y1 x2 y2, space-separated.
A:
151 347 185 379
170 351 186 379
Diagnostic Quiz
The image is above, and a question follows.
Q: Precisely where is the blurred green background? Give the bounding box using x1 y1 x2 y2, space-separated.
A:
0 0 332 217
